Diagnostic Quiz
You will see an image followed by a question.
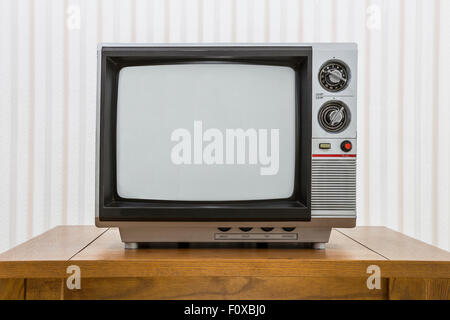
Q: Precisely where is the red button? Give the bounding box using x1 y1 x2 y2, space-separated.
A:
341 140 352 152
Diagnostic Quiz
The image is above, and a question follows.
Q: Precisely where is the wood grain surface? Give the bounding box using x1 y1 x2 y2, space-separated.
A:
337 227 450 261
0 226 448 300
63 276 389 300
0 279 24 300
26 278 64 300
0 226 107 261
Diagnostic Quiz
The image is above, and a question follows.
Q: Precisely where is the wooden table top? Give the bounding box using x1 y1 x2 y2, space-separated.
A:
0 226 449 280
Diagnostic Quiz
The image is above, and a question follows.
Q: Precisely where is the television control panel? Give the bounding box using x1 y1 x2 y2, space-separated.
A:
311 44 357 217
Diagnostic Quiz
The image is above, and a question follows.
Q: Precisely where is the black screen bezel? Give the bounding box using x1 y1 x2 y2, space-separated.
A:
98 46 312 221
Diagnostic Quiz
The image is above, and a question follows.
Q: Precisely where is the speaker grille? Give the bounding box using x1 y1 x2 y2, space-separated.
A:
311 158 356 211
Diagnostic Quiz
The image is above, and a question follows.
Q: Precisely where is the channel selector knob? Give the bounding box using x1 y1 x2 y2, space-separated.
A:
319 60 350 92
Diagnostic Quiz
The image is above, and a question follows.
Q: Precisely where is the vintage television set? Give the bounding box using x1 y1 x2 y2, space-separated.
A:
96 44 357 249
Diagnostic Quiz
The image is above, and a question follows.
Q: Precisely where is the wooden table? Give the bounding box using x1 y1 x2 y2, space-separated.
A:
0 226 449 300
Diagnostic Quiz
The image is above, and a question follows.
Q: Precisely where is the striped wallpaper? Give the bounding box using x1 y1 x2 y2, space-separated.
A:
0 0 449 253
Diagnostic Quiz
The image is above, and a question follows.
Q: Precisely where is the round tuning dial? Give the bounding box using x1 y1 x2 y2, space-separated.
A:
318 100 351 133
319 60 350 92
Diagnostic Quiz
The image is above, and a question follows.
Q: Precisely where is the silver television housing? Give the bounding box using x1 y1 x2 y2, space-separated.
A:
95 43 357 249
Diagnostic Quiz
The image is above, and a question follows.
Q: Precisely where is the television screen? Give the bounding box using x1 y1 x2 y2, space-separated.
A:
116 63 296 201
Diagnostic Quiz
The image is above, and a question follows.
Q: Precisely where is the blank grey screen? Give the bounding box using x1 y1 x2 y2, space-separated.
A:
116 64 296 201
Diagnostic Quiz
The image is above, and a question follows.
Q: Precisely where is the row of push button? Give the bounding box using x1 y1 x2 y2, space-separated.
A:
218 227 296 232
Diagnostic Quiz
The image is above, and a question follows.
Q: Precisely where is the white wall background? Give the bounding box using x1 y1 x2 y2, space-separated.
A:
0 0 449 253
